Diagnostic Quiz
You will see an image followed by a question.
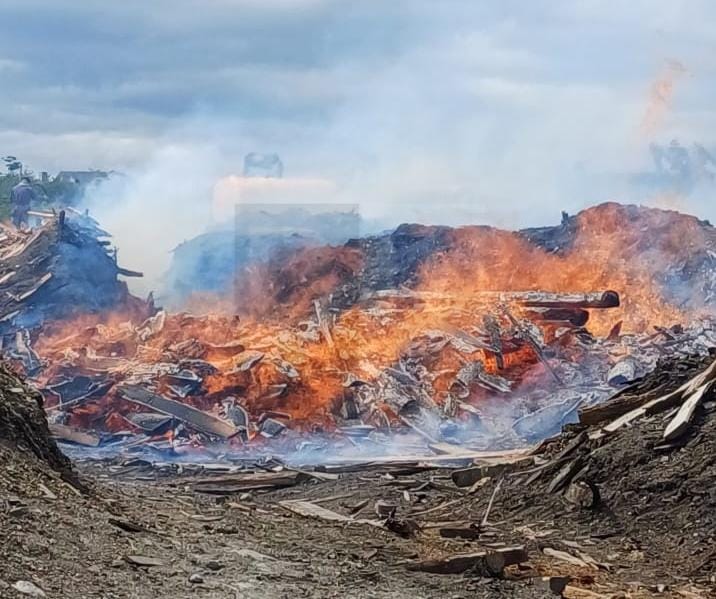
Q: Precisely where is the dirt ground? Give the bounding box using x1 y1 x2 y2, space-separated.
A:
2 359 716 598
1 416 715 599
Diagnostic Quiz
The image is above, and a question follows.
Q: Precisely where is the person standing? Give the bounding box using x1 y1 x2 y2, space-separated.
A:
10 176 36 229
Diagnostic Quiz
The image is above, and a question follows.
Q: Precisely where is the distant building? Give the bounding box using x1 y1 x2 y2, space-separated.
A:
242 153 283 178
55 170 110 185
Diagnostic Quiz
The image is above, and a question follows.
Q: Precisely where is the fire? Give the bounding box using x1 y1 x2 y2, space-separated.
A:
640 60 688 137
415 203 691 336
29 203 715 440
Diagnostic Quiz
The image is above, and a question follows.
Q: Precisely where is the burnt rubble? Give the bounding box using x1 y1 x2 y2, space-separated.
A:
12 207 715 463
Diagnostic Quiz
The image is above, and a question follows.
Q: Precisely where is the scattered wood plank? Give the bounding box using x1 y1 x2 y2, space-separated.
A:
406 546 528 575
602 359 716 434
451 456 534 487
119 384 237 438
543 547 594 569
109 517 147 533
439 525 481 540
49 423 100 447
191 471 307 494
481 477 503 526
547 458 585 494
8 272 52 302
663 381 714 441
579 382 669 426
279 500 383 527
409 498 462 518
313 299 335 348
0 270 16 285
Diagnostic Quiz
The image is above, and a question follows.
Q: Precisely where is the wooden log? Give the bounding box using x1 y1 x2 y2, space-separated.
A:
116 267 144 278
525 307 590 327
519 290 619 310
366 289 619 310
118 384 237 438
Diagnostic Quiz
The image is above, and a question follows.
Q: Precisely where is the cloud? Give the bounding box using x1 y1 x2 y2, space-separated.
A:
1 0 715 234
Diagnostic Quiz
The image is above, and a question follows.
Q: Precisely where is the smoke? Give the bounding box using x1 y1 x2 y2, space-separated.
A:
72 23 716 300
82 142 225 296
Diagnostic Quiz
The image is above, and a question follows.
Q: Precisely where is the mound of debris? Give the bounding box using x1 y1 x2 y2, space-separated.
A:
0 212 153 383
15 202 716 459
0 211 149 339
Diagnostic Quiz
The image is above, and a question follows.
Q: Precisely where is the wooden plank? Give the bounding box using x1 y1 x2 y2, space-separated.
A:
578 383 668 426
118 384 237 438
192 472 305 494
543 547 595 570
9 272 52 302
407 546 528 575
663 381 713 441
279 500 383 527
451 456 534 487
49 423 100 447
547 458 585 494
439 525 481 540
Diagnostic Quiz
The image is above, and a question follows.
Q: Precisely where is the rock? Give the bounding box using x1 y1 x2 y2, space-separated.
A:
205 560 223 571
12 580 46 597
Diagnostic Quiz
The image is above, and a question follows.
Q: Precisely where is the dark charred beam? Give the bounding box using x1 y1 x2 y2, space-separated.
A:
520 290 619 309
525 307 590 327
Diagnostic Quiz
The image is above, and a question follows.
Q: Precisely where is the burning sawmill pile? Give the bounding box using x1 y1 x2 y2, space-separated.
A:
11 202 716 461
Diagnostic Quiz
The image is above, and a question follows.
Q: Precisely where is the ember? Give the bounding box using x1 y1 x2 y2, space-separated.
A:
8 202 715 461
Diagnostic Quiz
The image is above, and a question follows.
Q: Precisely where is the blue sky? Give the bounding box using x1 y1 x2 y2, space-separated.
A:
1 0 715 228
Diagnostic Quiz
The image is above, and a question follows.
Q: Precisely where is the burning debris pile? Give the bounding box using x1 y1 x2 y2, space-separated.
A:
0 212 149 371
11 202 716 460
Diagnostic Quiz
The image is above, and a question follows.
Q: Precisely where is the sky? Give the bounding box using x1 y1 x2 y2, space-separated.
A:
1 0 716 239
